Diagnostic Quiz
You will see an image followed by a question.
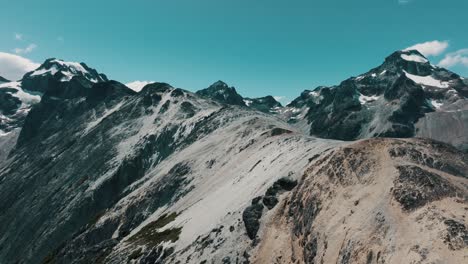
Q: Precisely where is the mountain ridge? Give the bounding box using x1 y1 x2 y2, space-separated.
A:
0 50 466 263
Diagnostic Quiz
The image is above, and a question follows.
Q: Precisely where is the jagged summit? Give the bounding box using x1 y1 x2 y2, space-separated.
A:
352 49 464 90
21 58 108 93
195 80 246 106
34 58 108 82
196 82 285 113
283 50 468 149
0 59 111 135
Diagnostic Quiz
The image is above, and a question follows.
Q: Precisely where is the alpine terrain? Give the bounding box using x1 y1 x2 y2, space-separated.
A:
0 50 466 264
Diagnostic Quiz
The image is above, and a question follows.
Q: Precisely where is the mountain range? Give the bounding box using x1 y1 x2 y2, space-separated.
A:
0 50 466 264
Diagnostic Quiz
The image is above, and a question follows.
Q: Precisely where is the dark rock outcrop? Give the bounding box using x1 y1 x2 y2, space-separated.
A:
242 197 264 240
196 81 246 106
392 165 458 210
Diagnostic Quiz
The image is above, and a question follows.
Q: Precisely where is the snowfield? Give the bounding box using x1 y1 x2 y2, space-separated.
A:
403 70 450 88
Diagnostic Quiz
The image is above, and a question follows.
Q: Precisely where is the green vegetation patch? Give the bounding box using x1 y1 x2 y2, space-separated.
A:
128 212 181 246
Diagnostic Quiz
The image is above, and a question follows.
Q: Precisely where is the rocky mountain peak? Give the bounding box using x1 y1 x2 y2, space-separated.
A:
35 58 108 82
281 49 468 149
211 80 229 88
21 58 108 93
375 49 440 78
196 81 246 106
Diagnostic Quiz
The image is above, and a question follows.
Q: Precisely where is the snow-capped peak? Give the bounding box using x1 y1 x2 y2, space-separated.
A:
26 58 107 83
403 70 450 88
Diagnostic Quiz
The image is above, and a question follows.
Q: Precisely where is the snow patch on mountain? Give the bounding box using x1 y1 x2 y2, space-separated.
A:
403 70 449 88
430 99 443 109
401 54 428 63
125 81 154 92
51 59 88 74
30 65 59 77
359 94 380 104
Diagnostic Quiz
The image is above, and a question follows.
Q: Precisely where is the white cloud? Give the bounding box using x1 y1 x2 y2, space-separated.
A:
404 40 449 57
14 33 23 40
438 49 468 68
125 80 154 92
57 36 64 42
0 52 40 81
398 0 411 4
13 43 37 54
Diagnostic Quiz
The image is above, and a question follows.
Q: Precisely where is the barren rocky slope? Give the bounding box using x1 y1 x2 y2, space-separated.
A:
254 138 468 264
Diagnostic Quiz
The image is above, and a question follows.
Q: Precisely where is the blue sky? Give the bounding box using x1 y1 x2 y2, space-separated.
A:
1 0 467 103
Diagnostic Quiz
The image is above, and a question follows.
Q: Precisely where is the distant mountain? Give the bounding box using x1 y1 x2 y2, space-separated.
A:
0 58 109 137
0 58 112 164
0 51 466 264
283 50 468 150
244 95 282 113
196 81 284 114
22 58 108 93
196 80 246 106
